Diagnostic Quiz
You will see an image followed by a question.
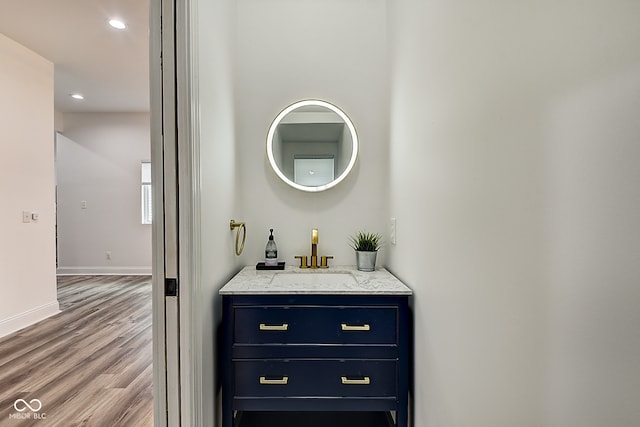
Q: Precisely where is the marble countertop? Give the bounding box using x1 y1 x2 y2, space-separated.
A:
219 265 413 295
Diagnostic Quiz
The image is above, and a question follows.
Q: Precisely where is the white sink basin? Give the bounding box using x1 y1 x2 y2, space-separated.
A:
270 272 357 287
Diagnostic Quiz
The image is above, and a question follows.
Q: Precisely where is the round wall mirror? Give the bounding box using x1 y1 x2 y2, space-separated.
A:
266 100 358 192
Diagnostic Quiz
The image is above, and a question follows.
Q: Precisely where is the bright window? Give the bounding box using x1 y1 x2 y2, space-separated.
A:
141 162 152 224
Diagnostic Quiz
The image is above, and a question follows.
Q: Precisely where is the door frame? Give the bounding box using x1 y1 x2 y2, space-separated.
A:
149 0 168 422
150 0 202 424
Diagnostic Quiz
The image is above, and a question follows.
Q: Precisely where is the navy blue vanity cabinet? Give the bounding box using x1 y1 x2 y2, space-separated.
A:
221 294 410 427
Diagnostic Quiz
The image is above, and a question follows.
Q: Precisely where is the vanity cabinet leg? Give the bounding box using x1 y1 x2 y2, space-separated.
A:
397 406 408 427
221 389 232 427
222 296 234 427
397 298 410 427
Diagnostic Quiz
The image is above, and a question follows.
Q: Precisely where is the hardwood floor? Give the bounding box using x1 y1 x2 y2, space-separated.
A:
0 276 153 427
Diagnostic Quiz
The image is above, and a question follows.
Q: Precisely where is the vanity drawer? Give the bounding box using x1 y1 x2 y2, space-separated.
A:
233 306 397 344
234 359 397 398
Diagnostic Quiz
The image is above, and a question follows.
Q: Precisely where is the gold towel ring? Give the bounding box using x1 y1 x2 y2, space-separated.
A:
229 220 246 256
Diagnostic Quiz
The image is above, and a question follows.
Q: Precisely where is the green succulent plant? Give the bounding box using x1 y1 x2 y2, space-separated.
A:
349 231 382 252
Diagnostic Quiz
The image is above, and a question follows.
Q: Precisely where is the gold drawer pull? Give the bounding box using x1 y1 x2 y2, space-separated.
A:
341 376 370 385
260 376 288 385
341 323 370 331
259 323 288 331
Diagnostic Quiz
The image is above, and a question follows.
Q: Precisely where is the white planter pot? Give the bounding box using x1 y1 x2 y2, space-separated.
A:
355 250 377 272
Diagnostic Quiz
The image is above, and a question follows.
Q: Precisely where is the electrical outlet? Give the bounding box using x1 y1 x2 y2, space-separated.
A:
31 212 39 221
105 251 112 260
390 217 397 245
22 211 31 223
81 200 88 209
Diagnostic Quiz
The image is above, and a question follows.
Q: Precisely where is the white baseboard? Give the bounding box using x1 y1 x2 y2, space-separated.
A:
0 301 60 338
56 266 152 276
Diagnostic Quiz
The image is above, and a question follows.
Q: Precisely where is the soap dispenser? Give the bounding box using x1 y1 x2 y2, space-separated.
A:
265 229 278 266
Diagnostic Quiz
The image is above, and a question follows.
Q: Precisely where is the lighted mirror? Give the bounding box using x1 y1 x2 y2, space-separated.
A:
267 100 358 192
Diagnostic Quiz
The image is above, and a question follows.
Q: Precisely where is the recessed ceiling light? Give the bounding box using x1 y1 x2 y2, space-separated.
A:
108 19 127 30
71 94 84 100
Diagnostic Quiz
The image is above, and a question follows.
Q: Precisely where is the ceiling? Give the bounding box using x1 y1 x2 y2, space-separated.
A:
0 0 150 113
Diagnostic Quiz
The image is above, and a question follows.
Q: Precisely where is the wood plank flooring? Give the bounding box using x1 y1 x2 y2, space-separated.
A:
0 276 153 427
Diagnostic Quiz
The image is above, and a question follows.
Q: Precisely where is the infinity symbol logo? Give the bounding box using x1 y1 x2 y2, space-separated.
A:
13 399 42 412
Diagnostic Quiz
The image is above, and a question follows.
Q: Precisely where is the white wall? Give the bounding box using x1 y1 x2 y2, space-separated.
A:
56 113 151 275
546 54 640 427
194 0 242 424
388 1 640 426
235 0 389 266
0 33 59 337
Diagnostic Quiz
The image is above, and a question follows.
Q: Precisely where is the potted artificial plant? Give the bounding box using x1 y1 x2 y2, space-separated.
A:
350 231 382 272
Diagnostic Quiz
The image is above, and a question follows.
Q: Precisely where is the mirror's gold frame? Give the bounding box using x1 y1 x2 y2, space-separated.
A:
266 99 358 192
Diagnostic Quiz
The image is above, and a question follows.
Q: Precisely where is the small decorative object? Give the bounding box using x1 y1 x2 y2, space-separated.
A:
349 231 382 272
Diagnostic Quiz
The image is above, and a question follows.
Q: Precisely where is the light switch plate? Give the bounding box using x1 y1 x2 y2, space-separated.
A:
390 217 396 245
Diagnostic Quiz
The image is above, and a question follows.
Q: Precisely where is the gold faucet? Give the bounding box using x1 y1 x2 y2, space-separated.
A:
311 228 318 268
295 228 333 269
